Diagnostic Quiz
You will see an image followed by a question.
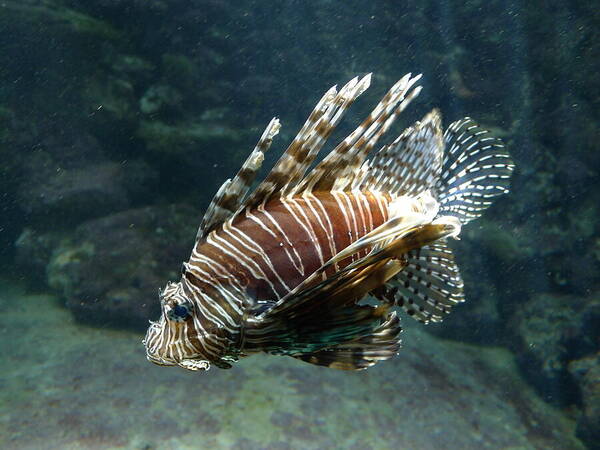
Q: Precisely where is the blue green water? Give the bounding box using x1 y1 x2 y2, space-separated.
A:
1 1 598 449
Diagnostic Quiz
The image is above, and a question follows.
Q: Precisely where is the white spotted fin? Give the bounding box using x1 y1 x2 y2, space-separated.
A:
437 118 515 224
358 113 513 324
373 240 465 324
357 109 444 196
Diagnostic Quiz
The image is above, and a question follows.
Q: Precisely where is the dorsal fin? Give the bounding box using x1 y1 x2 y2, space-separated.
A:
199 75 510 241
198 118 281 239
199 74 424 240
198 75 373 240
241 75 372 210
297 73 422 194
358 109 444 196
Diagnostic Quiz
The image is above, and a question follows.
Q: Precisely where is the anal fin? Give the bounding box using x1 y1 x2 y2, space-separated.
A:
375 239 465 324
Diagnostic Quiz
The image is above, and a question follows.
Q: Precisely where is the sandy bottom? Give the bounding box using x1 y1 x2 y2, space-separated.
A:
0 279 584 449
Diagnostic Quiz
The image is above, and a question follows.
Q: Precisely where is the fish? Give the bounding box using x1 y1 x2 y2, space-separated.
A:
142 73 514 371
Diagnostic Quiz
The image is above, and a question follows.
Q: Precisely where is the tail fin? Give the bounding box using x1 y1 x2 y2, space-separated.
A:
436 118 515 224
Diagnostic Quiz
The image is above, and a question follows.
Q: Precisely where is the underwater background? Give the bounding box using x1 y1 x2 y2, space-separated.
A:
1 0 598 449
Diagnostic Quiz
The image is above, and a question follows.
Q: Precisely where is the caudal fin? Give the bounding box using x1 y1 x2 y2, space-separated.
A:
436 118 515 224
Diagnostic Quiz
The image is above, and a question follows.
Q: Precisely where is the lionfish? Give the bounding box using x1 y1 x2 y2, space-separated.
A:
143 73 514 371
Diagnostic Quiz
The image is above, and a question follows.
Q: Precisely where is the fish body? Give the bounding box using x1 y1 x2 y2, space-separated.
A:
143 73 514 371
197 191 392 301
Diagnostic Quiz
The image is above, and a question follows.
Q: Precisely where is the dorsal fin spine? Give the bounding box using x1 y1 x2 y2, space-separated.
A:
198 118 280 240
243 75 372 205
301 73 423 193
285 74 372 197
236 84 340 211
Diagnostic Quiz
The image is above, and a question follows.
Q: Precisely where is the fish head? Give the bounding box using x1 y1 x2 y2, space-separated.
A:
142 281 214 371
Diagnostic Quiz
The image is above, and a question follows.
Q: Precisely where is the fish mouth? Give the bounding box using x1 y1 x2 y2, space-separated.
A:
143 339 210 370
146 352 210 371
177 359 211 371
143 329 210 371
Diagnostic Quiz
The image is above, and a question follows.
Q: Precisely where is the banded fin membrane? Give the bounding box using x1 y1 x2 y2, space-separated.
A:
437 118 515 224
300 73 422 193
198 74 424 238
377 239 464 324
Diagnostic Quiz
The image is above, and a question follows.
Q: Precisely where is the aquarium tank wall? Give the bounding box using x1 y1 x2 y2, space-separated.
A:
0 1 598 449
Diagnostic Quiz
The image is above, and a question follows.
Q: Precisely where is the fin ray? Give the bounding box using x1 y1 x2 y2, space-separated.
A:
299 73 423 193
242 75 372 209
244 216 461 357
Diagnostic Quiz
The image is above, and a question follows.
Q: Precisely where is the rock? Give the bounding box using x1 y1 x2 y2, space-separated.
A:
139 84 183 115
74 0 168 14
135 117 246 190
46 204 199 329
0 282 585 449
160 53 200 92
137 118 243 154
20 161 128 220
83 74 138 127
1 2 121 40
509 291 600 406
569 352 600 448
16 132 157 226
111 54 155 76
14 228 63 283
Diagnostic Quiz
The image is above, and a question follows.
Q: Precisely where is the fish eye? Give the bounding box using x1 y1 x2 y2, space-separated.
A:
167 302 192 322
